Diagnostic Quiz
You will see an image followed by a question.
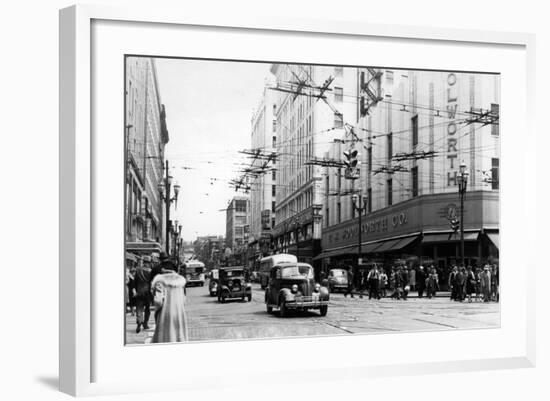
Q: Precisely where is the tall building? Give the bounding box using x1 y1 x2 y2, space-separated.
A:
124 57 169 261
270 64 358 271
248 86 277 265
225 196 250 265
317 69 500 286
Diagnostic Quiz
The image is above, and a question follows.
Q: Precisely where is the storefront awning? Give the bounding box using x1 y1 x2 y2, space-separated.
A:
393 235 419 250
422 232 479 244
313 245 356 260
486 232 499 249
125 241 163 254
361 242 381 253
372 238 402 253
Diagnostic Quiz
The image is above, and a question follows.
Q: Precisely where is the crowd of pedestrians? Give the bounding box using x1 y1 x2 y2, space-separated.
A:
335 262 499 302
448 263 499 303
125 252 189 343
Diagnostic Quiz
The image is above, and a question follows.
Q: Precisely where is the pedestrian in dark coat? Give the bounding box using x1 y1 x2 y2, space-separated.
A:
344 267 354 298
416 266 426 298
456 267 466 302
426 268 439 298
134 258 152 333
464 266 476 303
475 267 482 302
449 265 459 301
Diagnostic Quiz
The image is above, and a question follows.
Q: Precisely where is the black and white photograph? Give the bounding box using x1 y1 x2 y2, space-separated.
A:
124 57 500 345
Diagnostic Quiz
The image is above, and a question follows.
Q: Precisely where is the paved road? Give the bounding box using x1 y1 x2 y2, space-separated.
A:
126 281 500 345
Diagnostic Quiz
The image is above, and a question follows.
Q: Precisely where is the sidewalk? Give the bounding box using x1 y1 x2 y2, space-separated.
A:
345 290 451 298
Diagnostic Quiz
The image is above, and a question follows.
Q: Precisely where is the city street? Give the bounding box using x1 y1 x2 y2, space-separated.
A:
126 281 500 345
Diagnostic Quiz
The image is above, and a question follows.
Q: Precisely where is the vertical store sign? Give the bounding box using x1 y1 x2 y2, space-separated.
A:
446 73 458 187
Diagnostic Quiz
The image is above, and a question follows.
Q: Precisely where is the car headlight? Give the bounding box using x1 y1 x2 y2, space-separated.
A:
291 284 298 293
228 280 233 287
314 283 321 292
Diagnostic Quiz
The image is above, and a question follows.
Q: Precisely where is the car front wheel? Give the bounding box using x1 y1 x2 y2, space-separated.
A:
319 305 328 316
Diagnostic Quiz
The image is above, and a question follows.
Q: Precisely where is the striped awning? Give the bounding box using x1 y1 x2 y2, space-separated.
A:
422 232 479 244
125 241 163 254
486 232 499 249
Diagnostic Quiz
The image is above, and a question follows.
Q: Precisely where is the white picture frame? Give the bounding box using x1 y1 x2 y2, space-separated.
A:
59 4 536 397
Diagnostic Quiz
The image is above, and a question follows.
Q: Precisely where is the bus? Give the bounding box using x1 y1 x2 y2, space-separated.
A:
181 260 206 287
258 254 298 289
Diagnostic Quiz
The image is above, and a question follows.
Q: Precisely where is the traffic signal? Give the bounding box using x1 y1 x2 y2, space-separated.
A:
450 218 460 232
343 149 360 179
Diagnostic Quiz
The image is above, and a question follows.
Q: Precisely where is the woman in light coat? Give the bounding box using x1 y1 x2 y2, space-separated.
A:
151 261 189 343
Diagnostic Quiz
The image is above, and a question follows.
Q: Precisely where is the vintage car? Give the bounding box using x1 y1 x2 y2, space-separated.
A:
264 262 329 317
327 268 349 293
208 269 219 297
217 266 252 303
182 260 206 287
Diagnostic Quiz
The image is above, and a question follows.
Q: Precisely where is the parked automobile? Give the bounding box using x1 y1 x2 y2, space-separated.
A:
327 268 349 293
217 266 252 303
208 269 219 297
264 262 329 317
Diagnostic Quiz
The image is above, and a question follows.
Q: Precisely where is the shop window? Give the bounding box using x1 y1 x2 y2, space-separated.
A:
412 114 418 146
334 87 343 102
367 188 372 213
387 133 393 161
412 166 418 197
491 104 499 136
491 158 499 190
334 112 343 128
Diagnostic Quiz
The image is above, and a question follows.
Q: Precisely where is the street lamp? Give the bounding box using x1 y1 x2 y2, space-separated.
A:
351 193 368 273
457 161 469 267
158 160 180 255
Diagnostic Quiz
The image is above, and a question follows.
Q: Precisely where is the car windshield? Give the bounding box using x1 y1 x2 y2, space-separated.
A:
330 269 346 277
280 266 302 278
281 265 312 279
298 265 314 278
188 267 204 273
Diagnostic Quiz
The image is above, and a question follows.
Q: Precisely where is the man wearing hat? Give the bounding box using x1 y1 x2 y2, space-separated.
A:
134 256 152 333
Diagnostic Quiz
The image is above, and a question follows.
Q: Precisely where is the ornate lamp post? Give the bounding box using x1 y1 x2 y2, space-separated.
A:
157 160 180 255
351 193 368 271
457 161 469 267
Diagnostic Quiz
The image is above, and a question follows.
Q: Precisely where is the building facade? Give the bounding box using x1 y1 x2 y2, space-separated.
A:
125 57 169 260
248 86 278 266
317 69 500 286
270 64 358 270
193 236 225 269
225 196 250 265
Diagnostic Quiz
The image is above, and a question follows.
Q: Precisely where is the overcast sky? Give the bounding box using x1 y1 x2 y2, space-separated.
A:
155 58 273 242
